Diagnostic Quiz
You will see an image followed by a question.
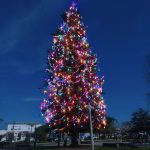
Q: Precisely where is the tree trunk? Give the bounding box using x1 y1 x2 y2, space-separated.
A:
70 129 79 147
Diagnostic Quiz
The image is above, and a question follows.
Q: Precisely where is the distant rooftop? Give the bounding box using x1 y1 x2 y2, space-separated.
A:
8 122 42 125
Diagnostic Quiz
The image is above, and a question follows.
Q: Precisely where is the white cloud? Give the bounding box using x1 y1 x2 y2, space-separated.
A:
0 0 59 55
0 0 66 75
23 97 41 102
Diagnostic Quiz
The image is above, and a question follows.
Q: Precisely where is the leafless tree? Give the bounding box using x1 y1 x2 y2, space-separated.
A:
145 54 150 112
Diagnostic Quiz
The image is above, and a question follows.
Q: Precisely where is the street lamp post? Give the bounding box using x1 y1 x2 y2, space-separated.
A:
89 104 94 150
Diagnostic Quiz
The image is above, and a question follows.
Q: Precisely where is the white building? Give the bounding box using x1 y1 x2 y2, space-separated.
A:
0 130 7 136
0 123 42 142
7 123 41 133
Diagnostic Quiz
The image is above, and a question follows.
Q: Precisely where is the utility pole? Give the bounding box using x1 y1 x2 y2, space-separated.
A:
12 121 16 149
34 126 37 149
89 104 94 150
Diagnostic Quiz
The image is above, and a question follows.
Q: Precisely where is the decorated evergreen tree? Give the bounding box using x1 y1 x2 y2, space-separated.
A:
41 1 106 145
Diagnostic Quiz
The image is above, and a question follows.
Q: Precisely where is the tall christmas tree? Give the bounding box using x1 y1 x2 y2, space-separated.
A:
41 1 106 136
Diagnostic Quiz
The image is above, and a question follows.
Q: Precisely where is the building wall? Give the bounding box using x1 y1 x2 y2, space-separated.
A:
7 124 41 133
0 130 7 135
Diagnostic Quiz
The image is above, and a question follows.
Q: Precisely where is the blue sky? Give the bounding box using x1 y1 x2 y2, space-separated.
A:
0 0 150 127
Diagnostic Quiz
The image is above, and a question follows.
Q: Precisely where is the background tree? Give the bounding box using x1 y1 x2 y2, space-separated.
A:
0 118 3 128
130 108 150 133
121 121 132 140
36 125 50 142
40 1 106 147
145 54 150 83
145 54 150 112
98 116 117 139
121 122 131 133
0 118 3 141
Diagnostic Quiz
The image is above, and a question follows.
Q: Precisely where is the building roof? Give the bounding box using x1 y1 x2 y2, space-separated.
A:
8 122 42 125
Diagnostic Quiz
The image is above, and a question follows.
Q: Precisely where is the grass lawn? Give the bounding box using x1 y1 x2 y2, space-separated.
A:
32 147 150 150
96 148 150 150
